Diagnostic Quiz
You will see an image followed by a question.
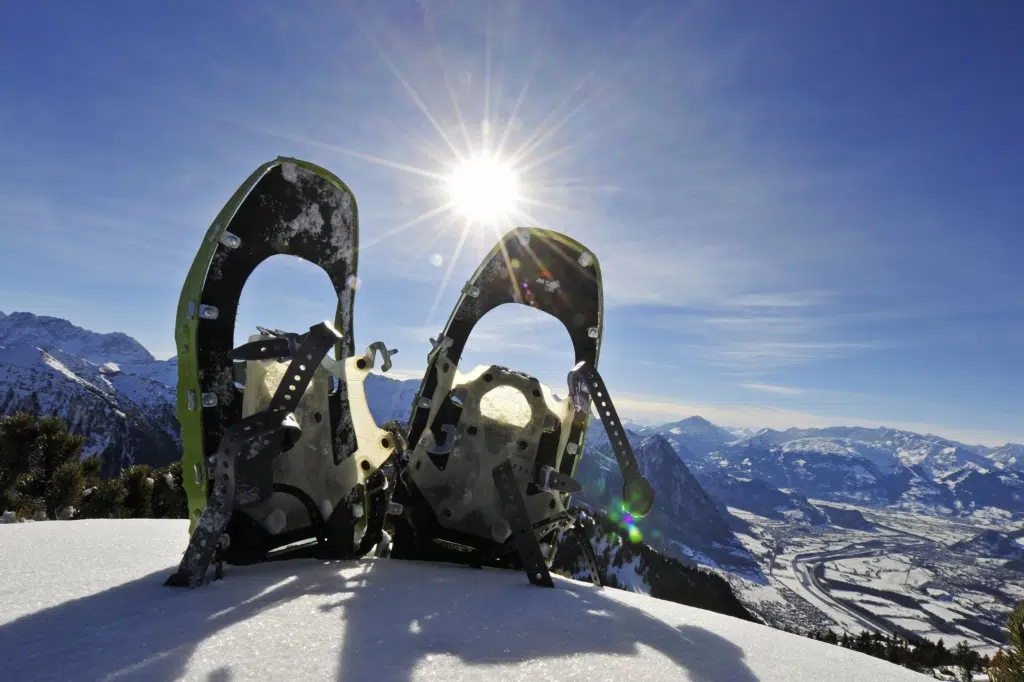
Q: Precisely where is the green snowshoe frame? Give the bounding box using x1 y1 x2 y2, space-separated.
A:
173 157 396 574
391 227 654 584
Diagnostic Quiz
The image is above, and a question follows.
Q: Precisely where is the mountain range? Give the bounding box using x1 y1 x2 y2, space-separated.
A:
1 310 1021 528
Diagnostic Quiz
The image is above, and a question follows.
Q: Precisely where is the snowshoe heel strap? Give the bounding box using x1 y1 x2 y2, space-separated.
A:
567 361 655 517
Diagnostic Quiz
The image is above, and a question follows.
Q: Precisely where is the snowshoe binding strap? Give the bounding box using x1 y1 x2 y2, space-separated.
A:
493 460 555 588
567 361 655 517
570 521 604 587
166 321 341 587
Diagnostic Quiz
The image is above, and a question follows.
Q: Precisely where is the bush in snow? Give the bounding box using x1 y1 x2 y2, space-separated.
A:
46 460 84 519
79 478 128 519
120 464 154 518
0 412 85 519
151 461 187 519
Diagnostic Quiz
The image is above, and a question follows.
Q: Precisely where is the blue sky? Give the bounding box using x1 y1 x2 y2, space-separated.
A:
1 1 1021 445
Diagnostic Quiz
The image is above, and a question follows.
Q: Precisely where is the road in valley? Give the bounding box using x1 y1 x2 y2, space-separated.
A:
788 534 932 637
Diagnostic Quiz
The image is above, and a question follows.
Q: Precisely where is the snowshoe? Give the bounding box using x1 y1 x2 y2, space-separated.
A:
387 227 654 588
166 158 398 587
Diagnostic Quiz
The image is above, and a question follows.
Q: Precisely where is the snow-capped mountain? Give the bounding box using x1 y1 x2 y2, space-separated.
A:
989 443 1024 471
0 312 180 476
729 426 1020 475
692 428 1024 519
362 372 419 425
0 311 158 366
4 310 1021 523
634 416 737 458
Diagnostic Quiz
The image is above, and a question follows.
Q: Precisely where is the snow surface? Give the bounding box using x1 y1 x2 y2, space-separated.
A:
0 520 931 681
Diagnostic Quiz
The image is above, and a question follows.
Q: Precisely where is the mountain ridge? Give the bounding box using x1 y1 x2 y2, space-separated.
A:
1 310 1020 519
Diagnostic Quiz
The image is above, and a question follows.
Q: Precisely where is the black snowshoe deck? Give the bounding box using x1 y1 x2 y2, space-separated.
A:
171 158 397 586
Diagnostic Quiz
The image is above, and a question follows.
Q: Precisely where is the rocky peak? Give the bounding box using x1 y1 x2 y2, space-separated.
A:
0 312 155 365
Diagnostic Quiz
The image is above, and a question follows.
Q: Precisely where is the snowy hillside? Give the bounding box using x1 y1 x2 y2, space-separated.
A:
0 519 932 681
0 312 179 475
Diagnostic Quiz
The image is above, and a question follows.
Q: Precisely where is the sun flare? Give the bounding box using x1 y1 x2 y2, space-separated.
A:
445 154 520 225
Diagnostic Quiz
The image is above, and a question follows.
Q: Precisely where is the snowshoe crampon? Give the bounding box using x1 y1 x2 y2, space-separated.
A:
166 158 398 588
388 227 654 588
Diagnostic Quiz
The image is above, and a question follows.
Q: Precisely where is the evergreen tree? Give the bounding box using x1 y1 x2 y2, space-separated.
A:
81 454 103 487
79 478 127 518
989 601 1024 682
0 412 85 518
46 460 84 518
151 461 187 519
954 640 979 682
120 464 154 518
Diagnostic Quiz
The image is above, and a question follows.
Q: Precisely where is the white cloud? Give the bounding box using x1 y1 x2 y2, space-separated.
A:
740 382 804 396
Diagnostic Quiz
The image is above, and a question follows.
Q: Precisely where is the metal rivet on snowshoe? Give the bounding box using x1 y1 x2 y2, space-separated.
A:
417 398 431 409
587 327 599 338
464 284 480 298
201 393 218 407
387 502 404 516
199 305 219 320
578 251 594 267
516 231 530 246
441 507 455 520
566 442 579 455
219 231 241 249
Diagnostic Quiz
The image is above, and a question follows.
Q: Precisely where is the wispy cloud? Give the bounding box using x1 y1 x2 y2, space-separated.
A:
741 382 804 396
634 291 903 371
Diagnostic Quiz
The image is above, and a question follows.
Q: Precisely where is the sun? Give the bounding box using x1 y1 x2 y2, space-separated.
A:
445 154 520 225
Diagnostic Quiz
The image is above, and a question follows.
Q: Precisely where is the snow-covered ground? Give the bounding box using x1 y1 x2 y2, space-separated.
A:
0 519 932 681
